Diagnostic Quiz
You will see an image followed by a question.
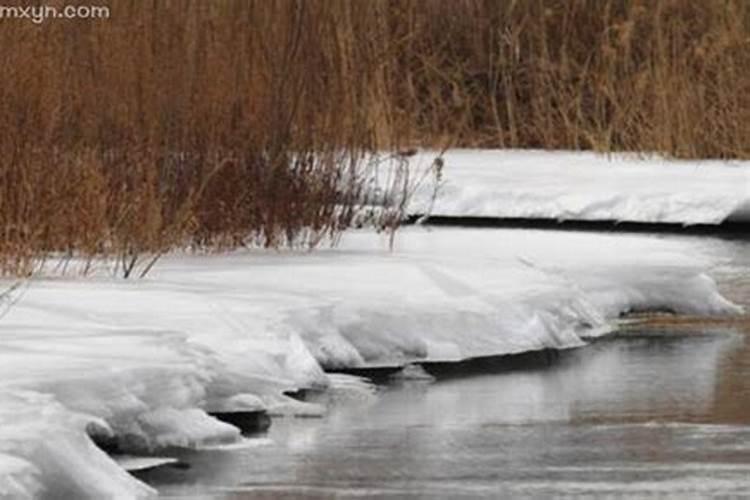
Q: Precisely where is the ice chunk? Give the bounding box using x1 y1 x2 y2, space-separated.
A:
134 408 240 450
114 455 178 472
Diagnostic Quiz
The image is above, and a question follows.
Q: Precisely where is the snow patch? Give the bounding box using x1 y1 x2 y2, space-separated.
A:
0 391 154 499
405 150 750 225
0 227 741 497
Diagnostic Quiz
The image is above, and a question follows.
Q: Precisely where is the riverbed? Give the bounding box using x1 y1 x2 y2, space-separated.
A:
141 229 750 499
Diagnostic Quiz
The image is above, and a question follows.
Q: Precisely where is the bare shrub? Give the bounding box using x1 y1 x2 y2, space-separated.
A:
2 0 749 276
0 1 408 276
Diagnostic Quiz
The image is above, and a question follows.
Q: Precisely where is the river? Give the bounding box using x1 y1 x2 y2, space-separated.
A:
140 230 750 500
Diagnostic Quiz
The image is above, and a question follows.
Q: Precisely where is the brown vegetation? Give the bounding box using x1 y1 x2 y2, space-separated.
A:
1 0 749 276
394 0 750 157
624 313 750 333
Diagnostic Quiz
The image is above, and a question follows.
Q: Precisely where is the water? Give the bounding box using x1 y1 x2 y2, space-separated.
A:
142 231 750 500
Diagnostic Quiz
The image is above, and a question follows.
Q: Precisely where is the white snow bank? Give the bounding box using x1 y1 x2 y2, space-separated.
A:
0 228 741 498
405 150 750 224
277 229 740 365
0 391 154 500
0 454 40 500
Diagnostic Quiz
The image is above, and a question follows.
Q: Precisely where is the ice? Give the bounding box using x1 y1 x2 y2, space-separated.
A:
264 395 327 418
0 391 154 499
390 364 436 382
0 227 741 497
206 393 266 414
134 408 239 449
256 229 739 366
0 454 40 500
405 150 750 224
325 374 378 405
196 437 274 451
113 456 178 473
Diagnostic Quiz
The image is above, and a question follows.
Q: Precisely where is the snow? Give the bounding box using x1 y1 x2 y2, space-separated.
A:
405 150 750 224
0 391 154 500
113 456 178 473
0 453 40 500
0 227 742 498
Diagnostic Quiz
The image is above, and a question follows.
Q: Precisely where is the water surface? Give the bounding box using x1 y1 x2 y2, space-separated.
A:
142 231 750 500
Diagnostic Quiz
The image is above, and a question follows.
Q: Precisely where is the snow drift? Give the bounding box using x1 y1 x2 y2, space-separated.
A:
406 150 750 224
0 228 741 498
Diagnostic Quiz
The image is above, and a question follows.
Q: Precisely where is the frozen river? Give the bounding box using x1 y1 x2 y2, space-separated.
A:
139 229 750 500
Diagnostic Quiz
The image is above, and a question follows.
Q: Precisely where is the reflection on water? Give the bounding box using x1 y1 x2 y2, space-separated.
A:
143 232 750 499
143 327 750 500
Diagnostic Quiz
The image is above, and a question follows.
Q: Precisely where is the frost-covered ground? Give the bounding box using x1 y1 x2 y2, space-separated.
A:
0 227 742 499
406 150 750 224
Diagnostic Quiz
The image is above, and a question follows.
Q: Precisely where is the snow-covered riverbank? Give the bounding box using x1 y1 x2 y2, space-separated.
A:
407 150 750 224
0 228 742 499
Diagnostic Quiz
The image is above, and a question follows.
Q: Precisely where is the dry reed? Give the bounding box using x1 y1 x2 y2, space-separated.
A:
1 0 748 276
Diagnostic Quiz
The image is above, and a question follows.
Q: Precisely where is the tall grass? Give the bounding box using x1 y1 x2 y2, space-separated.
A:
391 0 750 157
0 1 406 275
1 0 749 275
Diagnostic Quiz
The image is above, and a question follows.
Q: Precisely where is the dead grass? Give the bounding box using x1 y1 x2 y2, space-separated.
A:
622 313 750 333
392 0 750 157
0 1 409 275
2 0 750 276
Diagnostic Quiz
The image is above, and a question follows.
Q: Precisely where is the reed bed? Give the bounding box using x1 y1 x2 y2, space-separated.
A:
394 0 750 157
1 0 748 276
